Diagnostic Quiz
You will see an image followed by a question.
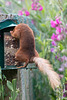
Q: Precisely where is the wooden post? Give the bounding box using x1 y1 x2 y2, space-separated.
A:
20 64 34 100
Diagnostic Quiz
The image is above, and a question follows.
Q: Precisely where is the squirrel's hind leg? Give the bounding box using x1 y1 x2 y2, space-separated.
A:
17 59 29 68
15 49 30 68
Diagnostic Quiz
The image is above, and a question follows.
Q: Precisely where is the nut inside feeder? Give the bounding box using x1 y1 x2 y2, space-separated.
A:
4 32 22 68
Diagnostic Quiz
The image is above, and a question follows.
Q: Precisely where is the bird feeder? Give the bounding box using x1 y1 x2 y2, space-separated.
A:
0 14 39 70
0 19 22 70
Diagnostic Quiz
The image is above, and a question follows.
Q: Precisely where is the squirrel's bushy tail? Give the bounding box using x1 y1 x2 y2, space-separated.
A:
33 57 61 90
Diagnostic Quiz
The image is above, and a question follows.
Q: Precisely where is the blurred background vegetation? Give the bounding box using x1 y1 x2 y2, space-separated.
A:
0 0 67 100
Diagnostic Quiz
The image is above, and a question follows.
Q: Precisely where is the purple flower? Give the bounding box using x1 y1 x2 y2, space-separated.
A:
51 48 55 53
64 62 67 68
51 41 57 46
61 56 66 61
58 57 61 61
65 57 67 61
59 62 67 70
55 56 58 59
65 29 67 34
63 91 67 97
63 82 67 97
58 67 64 72
65 83 67 90
25 10 30 16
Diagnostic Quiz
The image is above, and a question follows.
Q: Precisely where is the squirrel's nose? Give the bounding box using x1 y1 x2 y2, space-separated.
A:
10 31 13 34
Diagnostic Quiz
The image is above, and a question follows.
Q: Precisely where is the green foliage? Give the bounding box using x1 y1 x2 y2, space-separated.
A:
7 80 13 91
35 35 52 59
33 69 56 100
0 67 19 100
0 0 67 99
7 79 19 100
0 67 4 100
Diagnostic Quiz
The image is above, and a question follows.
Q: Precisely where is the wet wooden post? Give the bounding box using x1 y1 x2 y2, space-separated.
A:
19 64 34 100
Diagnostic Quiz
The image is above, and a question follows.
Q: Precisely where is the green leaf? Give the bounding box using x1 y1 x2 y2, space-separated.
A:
2 85 4 100
12 91 18 100
12 79 17 91
58 43 64 50
11 0 22 7
9 97 12 100
0 4 2 6
7 80 13 91
40 24 46 27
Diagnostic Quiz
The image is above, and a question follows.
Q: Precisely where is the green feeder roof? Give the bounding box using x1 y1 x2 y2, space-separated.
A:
0 19 17 30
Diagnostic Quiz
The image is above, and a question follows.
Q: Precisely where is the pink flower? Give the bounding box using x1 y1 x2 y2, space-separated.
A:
31 3 34 8
56 30 59 34
31 3 37 10
51 18 62 28
51 33 57 41
39 5 43 11
56 18 60 24
18 10 23 16
31 1 43 11
56 34 63 41
25 10 30 16
51 33 64 41
34 8 38 11
50 20 56 28
32 7 35 10
6 1 11 6
56 27 61 33
51 41 57 46
56 18 62 24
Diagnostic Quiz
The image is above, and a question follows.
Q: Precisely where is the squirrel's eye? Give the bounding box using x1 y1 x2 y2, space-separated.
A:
18 29 20 30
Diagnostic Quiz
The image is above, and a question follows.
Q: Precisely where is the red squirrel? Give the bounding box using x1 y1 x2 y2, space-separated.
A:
10 23 61 90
